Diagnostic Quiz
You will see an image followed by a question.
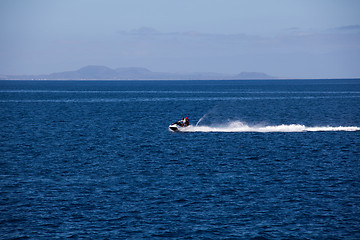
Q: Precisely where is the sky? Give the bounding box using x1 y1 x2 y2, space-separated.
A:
1 0 360 78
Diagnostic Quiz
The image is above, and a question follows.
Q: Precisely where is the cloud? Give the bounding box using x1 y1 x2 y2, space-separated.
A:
112 26 360 61
117 25 360 49
116 27 263 43
331 24 360 32
117 27 160 36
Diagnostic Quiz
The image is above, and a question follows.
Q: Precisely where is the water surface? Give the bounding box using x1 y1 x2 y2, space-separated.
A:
1 80 359 239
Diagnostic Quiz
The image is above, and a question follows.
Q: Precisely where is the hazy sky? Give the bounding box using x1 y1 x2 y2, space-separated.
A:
1 0 360 78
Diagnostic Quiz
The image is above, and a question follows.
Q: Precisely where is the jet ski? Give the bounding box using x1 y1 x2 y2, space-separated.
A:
169 117 190 132
169 122 185 132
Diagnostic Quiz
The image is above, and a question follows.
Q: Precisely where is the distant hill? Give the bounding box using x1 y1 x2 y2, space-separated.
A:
43 66 154 80
234 72 274 79
1 65 276 80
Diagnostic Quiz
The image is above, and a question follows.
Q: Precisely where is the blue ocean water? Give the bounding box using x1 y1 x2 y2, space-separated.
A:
0 79 359 239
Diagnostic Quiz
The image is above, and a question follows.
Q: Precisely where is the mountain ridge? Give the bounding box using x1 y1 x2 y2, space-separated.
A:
1 65 276 80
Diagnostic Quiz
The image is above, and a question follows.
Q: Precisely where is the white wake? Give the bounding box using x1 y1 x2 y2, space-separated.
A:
182 121 360 133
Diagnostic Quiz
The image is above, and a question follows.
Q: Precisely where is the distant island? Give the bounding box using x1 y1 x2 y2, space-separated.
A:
1 65 276 80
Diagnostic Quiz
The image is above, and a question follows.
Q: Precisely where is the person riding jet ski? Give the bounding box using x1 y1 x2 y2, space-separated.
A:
184 117 189 126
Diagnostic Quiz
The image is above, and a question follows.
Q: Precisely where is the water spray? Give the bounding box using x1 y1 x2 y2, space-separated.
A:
195 113 208 127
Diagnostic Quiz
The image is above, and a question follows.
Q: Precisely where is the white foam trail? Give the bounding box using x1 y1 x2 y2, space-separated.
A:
182 121 360 133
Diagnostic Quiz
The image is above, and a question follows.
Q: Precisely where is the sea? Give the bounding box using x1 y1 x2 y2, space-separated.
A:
0 79 359 239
